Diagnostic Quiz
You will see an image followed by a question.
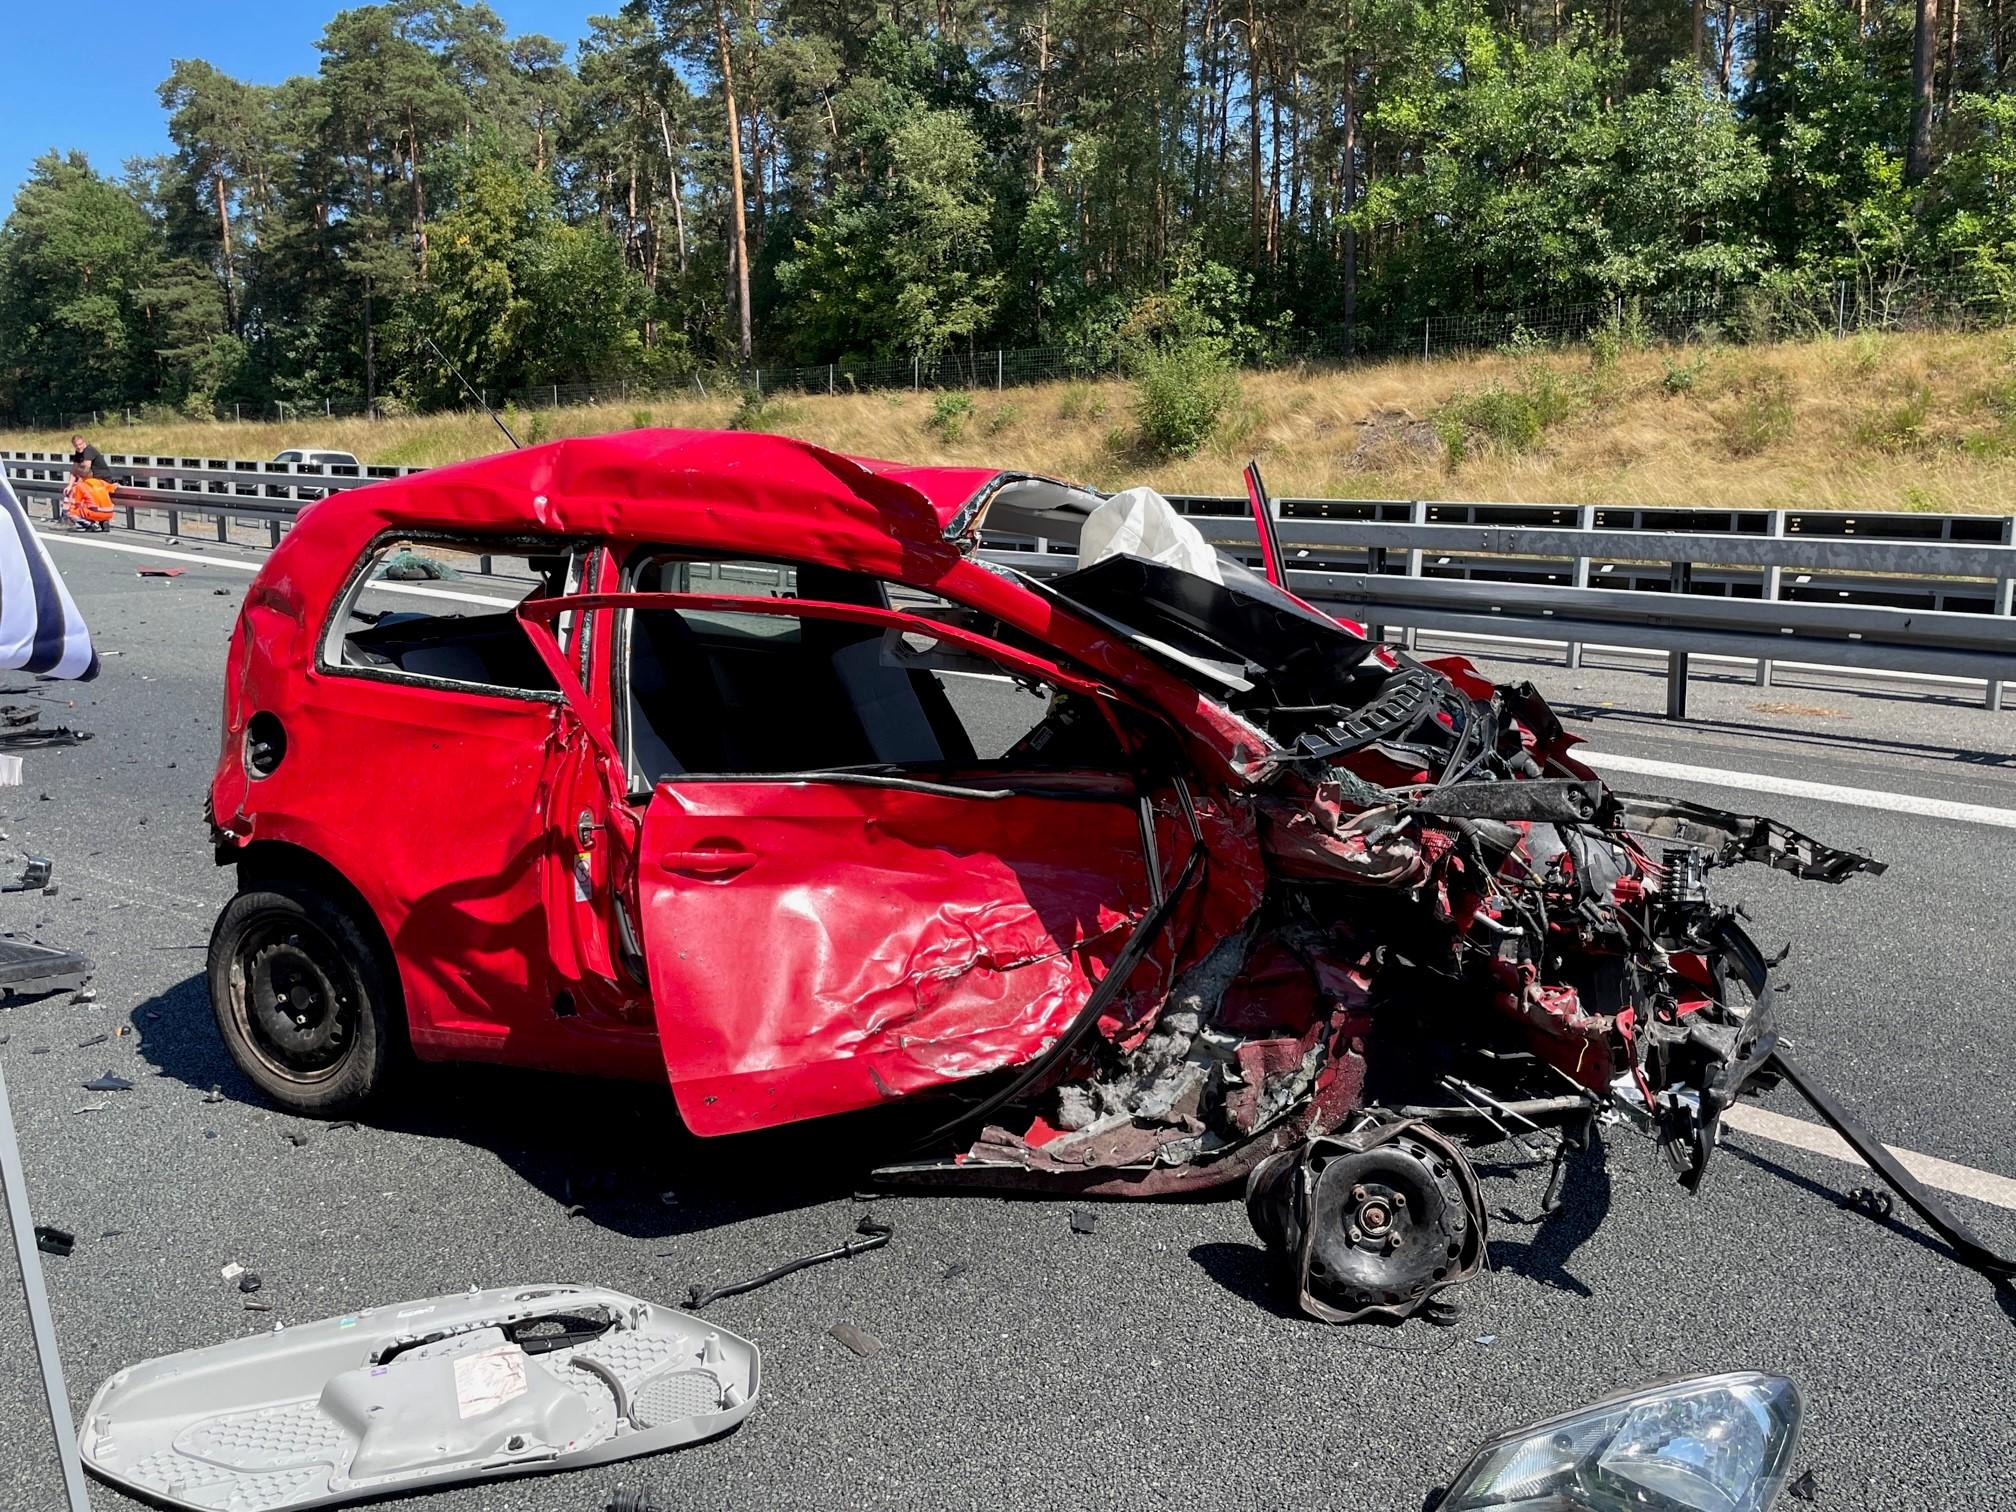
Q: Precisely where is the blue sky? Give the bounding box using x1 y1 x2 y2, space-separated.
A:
3 1 605 205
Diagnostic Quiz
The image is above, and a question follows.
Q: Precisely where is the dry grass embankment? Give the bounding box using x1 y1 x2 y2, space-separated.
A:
6 328 2014 511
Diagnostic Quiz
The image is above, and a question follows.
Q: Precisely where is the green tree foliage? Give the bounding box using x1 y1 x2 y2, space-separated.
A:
0 154 164 414
0 0 2011 419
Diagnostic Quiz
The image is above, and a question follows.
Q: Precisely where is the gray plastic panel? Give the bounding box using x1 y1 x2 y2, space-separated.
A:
77 1285 759 1510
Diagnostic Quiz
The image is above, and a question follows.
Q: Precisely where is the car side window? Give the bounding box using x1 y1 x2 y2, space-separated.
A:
321 538 580 697
619 553 1128 791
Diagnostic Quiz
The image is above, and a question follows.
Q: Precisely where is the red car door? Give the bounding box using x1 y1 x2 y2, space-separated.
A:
517 589 1165 1136
640 772 1153 1134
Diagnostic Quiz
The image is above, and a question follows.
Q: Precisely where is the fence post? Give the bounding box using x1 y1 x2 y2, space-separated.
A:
1401 500 1428 652
997 350 1004 391
1835 283 1847 338
913 355 920 392
1991 574 2014 712
234 403 242 422
1665 559 1693 719
325 397 332 417
1422 319 1430 360
1756 509 1787 687
1566 504 1595 669
829 363 835 396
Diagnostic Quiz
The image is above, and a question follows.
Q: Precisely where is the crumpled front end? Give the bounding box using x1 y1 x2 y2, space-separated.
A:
883 489 1884 1244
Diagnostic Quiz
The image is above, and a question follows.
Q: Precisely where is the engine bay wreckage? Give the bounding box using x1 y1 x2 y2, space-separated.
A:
208 431 2013 1328
876 476 1943 1317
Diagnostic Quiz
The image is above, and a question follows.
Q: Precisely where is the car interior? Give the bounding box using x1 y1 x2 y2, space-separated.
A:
621 557 1128 789
334 547 567 693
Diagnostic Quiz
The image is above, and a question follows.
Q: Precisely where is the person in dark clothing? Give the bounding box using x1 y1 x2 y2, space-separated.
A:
69 435 110 482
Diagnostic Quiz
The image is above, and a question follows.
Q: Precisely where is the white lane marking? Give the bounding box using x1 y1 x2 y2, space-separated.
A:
1581 749 2016 831
38 529 517 609
1723 1103 2016 1213
38 531 260 571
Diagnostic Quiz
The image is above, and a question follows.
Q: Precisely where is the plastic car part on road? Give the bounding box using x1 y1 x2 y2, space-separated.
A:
78 1285 759 1510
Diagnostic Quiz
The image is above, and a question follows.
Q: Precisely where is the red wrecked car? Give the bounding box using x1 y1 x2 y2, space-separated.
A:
208 430 1914 1318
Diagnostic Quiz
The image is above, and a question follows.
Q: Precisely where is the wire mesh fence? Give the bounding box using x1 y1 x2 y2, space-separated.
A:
11 280 2008 433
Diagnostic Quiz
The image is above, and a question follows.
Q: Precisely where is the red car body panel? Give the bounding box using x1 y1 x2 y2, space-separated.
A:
638 776 1153 1134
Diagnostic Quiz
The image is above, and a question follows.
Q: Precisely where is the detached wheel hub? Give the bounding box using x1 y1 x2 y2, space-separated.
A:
1246 1121 1487 1324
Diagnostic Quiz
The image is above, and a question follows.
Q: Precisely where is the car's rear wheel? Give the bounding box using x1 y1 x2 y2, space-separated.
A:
208 879 394 1114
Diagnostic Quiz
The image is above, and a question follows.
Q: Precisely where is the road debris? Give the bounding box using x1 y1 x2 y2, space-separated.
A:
828 1320 885 1358
685 1215 893 1310
34 1225 74 1257
136 568 185 578
79 1285 760 1510
236 1272 262 1294
81 1071 133 1092
1069 1210 1098 1235
220 1262 244 1281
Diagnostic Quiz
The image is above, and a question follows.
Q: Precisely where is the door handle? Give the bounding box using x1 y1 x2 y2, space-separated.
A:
660 846 758 880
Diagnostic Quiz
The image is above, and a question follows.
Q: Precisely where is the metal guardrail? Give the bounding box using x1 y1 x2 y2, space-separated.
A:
7 450 2013 714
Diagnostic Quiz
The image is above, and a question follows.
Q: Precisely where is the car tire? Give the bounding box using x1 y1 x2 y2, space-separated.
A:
208 879 396 1114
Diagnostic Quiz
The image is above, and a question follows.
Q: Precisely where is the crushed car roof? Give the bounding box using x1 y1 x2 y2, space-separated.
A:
319 428 1014 554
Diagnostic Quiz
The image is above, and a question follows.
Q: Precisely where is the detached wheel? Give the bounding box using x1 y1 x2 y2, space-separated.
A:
208 879 395 1114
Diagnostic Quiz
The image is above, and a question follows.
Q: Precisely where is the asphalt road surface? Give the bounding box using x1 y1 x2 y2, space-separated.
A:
0 529 2011 1512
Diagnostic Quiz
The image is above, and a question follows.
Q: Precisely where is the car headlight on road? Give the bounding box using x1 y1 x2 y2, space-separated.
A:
1440 1373 1803 1512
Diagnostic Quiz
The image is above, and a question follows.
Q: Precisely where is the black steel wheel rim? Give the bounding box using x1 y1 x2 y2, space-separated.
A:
232 911 357 1082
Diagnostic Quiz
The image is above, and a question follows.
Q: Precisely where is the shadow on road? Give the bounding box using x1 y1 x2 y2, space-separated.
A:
1724 1143 2016 1327
127 970 946 1240
1189 1240 1300 1320
1483 1128 1612 1299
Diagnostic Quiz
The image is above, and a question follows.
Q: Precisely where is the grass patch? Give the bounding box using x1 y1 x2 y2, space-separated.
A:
1660 352 1709 395
1712 371 1795 458
925 391 976 442
1435 361 1582 465
727 390 803 433
1854 384 1935 453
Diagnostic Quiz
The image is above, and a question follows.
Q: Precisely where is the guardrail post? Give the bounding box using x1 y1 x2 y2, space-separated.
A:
269 519 282 549
124 504 136 530
1401 500 1427 651
216 512 229 544
1756 509 1786 687
1566 504 1594 668
166 507 179 538
1992 575 2014 712
1665 559 1693 719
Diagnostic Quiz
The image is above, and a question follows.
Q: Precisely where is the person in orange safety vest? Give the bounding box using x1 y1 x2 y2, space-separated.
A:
63 459 116 532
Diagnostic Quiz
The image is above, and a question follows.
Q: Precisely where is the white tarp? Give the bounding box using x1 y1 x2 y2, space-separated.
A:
1077 486 1224 585
0 472 96 680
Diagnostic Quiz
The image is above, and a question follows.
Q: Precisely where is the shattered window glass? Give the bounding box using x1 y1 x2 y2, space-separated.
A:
326 539 579 694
